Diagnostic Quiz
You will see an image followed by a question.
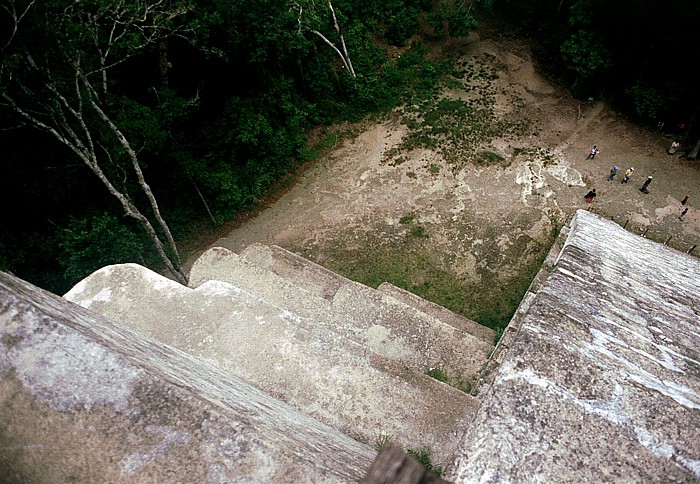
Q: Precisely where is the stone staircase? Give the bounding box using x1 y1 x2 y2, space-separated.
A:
8 210 698 482
65 244 495 466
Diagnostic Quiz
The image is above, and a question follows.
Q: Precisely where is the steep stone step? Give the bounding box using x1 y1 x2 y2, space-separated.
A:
240 243 348 300
332 281 493 388
2 271 375 483
64 264 481 465
190 247 493 388
240 246 491 345
377 282 495 345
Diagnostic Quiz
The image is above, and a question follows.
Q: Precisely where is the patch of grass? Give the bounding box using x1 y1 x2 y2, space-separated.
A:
390 156 406 166
454 376 476 394
410 226 429 238
428 163 440 175
407 447 443 476
384 57 537 170
406 171 417 179
295 216 558 332
493 326 505 345
426 367 448 382
399 213 416 225
375 432 394 451
475 150 505 165
302 129 357 162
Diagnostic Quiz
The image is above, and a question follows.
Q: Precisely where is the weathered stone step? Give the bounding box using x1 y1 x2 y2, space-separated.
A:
239 246 485 344
332 281 493 388
64 264 481 465
190 247 493 387
377 282 495 345
2 271 374 483
240 243 349 300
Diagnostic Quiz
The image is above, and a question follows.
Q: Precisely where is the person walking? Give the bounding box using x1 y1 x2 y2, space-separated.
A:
584 188 597 203
586 145 600 160
639 176 653 193
621 167 634 184
679 207 689 221
682 195 689 205
607 165 619 181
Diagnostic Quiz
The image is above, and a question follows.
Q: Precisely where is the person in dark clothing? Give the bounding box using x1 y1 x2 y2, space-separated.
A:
584 189 597 203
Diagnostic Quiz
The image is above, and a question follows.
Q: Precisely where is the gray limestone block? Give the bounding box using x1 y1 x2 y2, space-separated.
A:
377 282 495 345
241 243 349 300
1 271 374 483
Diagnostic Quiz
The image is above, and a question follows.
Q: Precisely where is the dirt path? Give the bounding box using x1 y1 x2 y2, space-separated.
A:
186 30 700 326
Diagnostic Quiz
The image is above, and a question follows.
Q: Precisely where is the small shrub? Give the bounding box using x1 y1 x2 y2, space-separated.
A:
406 171 417 179
455 377 476 394
475 150 505 165
428 164 440 174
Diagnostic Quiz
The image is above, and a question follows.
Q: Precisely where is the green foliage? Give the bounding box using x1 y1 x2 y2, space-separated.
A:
493 326 505 344
476 150 505 165
58 214 145 283
568 0 596 27
560 30 613 80
624 82 668 122
384 6 421 45
375 432 394 451
428 1 477 38
399 213 416 225
407 447 443 476
426 367 448 382
0 241 10 272
410 226 429 238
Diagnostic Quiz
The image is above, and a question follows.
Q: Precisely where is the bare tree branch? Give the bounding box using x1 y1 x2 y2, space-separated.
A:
0 0 35 51
293 0 356 77
1 0 192 285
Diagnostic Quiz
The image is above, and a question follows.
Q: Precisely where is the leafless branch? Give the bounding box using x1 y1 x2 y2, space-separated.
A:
0 0 36 51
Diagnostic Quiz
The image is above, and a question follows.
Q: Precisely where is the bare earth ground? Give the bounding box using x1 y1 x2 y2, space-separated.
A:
186 29 700 327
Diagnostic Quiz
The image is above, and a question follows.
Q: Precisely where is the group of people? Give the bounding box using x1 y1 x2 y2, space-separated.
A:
583 145 691 222
606 165 636 184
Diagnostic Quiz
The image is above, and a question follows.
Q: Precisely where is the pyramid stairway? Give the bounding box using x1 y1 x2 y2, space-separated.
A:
64 244 495 465
7 210 698 482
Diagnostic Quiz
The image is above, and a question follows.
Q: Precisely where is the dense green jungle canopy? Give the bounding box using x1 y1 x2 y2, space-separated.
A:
1 0 699 294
